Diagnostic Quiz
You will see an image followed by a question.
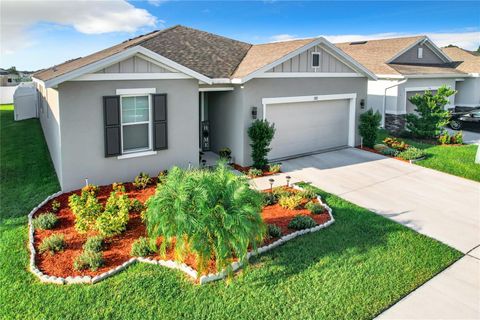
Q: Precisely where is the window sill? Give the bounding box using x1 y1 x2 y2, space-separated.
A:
117 150 157 160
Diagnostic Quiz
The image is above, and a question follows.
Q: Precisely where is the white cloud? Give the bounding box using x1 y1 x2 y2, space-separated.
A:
147 0 168 7
269 34 297 42
0 0 158 55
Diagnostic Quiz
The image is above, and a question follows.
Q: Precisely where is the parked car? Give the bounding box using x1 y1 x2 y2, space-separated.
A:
449 109 480 130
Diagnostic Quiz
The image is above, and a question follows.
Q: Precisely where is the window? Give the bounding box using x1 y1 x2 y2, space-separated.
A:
120 95 151 153
312 52 321 68
417 47 423 59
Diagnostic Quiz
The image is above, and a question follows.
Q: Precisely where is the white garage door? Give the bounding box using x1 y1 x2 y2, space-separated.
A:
266 99 350 160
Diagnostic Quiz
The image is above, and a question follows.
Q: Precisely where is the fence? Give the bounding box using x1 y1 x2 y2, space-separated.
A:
0 86 18 104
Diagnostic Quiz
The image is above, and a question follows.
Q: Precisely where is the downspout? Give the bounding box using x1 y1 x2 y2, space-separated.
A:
382 79 407 128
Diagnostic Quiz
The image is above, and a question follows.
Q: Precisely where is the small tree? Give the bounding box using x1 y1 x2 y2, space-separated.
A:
406 85 455 138
247 120 275 169
358 109 381 148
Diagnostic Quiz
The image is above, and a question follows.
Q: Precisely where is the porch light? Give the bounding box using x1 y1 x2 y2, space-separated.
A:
201 159 206 168
268 178 275 192
251 106 258 119
286 176 291 187
360 99 365 109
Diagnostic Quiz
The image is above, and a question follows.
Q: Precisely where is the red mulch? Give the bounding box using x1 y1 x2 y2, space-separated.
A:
33 183 331 278
231 163 280 177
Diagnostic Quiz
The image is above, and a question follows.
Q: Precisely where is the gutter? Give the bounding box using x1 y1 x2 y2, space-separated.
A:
382 79 407 128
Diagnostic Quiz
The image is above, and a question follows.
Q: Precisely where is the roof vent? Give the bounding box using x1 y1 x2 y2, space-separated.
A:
350 41 367 45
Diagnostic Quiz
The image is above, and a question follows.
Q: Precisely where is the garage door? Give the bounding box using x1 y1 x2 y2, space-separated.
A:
266 99 350 160
406 90 437 114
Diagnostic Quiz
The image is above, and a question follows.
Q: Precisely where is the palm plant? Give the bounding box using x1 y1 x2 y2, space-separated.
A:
145 162 265 273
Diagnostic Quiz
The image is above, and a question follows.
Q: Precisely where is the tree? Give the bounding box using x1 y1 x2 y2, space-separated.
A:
405 85 455 138
247 120 275 169
358 109 381 148
6 66 19 75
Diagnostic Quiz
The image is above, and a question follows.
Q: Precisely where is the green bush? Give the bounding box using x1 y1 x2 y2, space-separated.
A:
130 199 145 212
263 192 277 206
218 147 232 160
359 109 382 148
130 237 156 257
73 250 104 271
278 194 303 210
452 131 463 144
406 86 456 138
267 224 282 238
288 215 317 230
397 147 426 161
268 163 281 173
133 172 151 189
373 144 388 151
145 163 265 273
438 131 464 145
383 137 409 151
51 200 61 213
112 182 125 193
247 168 262 177
272 187 292 199
299 189 317 200
68 188 102 233
32 212 58 230
157 170 168 184
95 192 130 237
305 201 324 214
39 234 65 255
380 147 399 157
83 235 103 252
247 120 276 169
438 132 450 144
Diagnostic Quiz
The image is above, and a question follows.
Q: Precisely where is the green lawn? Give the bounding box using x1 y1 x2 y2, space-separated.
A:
377 129 480 182
0 104 461 319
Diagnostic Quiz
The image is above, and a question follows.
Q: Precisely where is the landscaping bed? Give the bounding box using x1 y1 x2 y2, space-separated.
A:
231 163 281 177
31 181 331 281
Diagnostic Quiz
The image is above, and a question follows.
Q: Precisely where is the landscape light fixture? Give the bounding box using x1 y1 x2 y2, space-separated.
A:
269 178 275 192
286 176 291 187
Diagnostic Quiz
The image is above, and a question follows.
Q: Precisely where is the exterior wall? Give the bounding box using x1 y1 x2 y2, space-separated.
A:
239 77 368 165
267 45 354 73
367 79 401 117
36 82 62 184
57 79 198 191
207 86 245 164
392 43 444 65
96 55 174 73
454 77 480 108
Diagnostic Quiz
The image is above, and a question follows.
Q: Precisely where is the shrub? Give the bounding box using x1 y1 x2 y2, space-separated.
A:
130 237 156 257
452 131 463 144
218 147 232 160
112 182 125 193
133 172 151 189
278 194 303 210
380 147 399 157
69 187 102 233
272 187 292 199
288 215 317 230
267 224 282 238
397 147 426 161
305 201 324 214
145 163 265 273
73 250 104 271
51 200 61 213
383 137 409 151
247 168 262 177
32 212 58 230
268 163 281 173
263 192 277 206
438 132 450 145
359 109 382 148
247 120 276 169
130 199 145 212
406 86 456 138
39 234 65 255
95 191 130 237
83 235 103 252
299 189 317 200
373 144 388 151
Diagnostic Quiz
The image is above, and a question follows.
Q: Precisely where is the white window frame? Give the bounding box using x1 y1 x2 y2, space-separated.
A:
417 47 423 59
312 52 321 69
119 94 153 155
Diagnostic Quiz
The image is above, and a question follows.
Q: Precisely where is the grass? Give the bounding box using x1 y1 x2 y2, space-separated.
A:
377 129 480 182
0 104 461 319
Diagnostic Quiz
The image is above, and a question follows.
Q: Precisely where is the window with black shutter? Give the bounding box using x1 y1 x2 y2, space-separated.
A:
103 96 121 157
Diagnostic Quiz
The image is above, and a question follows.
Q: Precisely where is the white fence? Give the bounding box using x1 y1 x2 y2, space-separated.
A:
0 86 18 104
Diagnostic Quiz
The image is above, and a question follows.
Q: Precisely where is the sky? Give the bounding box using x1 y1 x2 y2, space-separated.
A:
1 0 479 71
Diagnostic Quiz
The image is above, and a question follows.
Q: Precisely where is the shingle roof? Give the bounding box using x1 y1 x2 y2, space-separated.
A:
442 46 480 73
231 38 317 79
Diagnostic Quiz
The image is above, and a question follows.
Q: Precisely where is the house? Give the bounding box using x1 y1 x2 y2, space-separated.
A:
0 68 20 86
32 25 375 191
335 36 467 132
441 46 480 111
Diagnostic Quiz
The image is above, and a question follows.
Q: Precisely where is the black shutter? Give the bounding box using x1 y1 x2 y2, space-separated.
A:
152 94 168 150
103 96 121 157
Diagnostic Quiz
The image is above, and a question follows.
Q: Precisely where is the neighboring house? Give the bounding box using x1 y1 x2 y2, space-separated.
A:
32 25 375 191
0 68 20 86
442 46 480 111
336 36 467 132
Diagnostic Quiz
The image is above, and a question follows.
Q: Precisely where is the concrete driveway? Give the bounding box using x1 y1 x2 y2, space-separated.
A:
252 148 480 318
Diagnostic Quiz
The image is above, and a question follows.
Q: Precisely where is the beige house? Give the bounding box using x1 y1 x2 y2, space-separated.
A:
32 25 375 191
0 68 20 86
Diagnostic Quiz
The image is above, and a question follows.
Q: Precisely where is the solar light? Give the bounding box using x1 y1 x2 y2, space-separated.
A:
268 178 275 192
286 176 291 187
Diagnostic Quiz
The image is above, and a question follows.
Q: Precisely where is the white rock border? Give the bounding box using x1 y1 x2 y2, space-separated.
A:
28 185 334 285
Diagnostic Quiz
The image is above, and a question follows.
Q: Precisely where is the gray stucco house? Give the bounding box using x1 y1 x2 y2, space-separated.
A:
32 25 375 191
336 36 468 131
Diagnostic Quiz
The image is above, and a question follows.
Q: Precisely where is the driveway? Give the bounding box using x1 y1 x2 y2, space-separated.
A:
251 148 480 318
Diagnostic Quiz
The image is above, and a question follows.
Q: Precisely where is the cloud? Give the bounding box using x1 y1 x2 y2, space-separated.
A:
0 0 158 55
269 34 298 42
147 0 168 7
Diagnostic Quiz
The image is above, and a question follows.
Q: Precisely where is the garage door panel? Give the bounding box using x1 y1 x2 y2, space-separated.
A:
267 99 349 160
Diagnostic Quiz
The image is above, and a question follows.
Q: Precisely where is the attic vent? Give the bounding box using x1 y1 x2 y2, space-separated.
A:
350 41 367 45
